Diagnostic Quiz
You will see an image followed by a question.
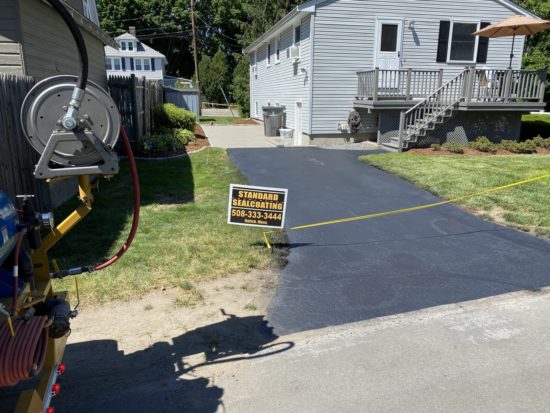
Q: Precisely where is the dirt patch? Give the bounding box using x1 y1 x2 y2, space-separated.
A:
67 269 279 357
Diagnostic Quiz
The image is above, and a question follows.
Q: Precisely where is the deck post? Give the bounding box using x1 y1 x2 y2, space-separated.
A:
405 68 412 100
398 111 406 153
538 69 548 103
503 69 513 103
373 68 380 102
438 69 444 89
464 67 475 103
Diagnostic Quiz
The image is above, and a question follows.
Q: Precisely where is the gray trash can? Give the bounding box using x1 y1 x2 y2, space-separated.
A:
262 106 285 137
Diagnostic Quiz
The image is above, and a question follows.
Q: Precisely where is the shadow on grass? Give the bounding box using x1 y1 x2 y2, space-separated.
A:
52 312 293 412
50 155 195 268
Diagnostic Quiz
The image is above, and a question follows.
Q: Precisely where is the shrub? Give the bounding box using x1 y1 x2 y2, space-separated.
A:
153 103 196 131
470 136 497 153
431 144 441 151
499 139 537 154
532 135 550 149
174 128 196 145
145 132 185 153
443 142 465 154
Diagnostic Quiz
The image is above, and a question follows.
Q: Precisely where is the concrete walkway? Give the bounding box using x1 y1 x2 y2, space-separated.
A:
203 124 284 148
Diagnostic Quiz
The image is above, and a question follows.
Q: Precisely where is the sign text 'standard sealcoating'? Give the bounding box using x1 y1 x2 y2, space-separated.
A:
228 184 288 229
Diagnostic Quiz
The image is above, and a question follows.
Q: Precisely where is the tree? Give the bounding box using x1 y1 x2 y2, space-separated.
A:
231 53 251 117
199 49 229 103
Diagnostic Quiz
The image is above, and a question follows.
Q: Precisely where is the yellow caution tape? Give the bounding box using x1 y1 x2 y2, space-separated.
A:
263 172 550 248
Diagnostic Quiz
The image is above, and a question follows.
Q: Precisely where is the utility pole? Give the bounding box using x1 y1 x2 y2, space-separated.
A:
191 0 201 115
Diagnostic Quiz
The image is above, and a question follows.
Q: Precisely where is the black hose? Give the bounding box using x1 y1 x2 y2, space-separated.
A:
45 0 89 90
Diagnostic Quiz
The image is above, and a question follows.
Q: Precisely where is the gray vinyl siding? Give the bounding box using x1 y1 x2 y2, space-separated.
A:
0 0 24 74
19 0 107 88
311 0 527 135
250 16 312 134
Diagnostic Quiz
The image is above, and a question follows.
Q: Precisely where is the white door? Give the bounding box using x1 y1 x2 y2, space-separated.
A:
294 101 303 146
375 20 403 90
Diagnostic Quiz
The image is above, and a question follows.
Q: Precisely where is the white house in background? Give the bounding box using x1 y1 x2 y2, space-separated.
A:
245 0 546 150
104 28 167 81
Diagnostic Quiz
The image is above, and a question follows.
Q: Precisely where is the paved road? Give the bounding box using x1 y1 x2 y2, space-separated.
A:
229 148 550 336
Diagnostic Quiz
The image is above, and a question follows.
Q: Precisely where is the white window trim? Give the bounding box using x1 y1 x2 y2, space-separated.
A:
292 24 302 61
447 21 481 64
251 51 257 75
82 0 99 25
107 57 122 71
275 37 281 64
135 58 151 71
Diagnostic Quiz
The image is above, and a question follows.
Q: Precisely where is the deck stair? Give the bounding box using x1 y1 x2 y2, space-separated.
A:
386 70 468 151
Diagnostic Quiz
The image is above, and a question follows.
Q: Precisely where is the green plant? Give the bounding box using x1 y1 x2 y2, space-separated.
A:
244 302 257 311
532 135 550 149
154 103 196 131
147 132 185 153
430 144 441 151
443 142 465 154
470 136 497 153
499 139 537 154
174 128 196 145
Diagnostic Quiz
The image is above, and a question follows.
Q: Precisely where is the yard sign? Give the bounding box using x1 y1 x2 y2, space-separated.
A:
228 184 288 229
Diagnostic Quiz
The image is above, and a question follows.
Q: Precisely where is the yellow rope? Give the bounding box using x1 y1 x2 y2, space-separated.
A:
262 173 550 247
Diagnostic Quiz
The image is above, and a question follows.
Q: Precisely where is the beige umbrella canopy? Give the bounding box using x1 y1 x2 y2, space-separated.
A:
473 15 550 68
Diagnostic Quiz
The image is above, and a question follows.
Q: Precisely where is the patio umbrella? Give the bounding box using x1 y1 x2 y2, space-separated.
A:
473 15 550 68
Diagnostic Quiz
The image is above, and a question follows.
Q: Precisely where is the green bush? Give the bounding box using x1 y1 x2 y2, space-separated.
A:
145 132 185 153
470 136 497 153
532 135 550 149
153 103 196 131
443 142 465 154
431 144 441 151
174 128 196 145
499 139 537 154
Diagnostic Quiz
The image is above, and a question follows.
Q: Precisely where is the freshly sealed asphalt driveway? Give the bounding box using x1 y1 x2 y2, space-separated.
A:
229 148 550 336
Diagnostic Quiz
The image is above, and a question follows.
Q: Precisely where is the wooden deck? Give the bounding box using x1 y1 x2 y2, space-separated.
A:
355 68 547 112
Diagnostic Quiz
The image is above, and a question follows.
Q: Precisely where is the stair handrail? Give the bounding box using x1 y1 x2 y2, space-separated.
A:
398 70 468 149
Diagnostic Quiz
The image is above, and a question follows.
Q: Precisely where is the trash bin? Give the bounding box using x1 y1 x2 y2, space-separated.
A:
263 106 285 137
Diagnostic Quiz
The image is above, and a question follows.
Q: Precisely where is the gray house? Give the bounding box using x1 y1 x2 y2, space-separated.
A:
0 0 114 88
245 0 547 150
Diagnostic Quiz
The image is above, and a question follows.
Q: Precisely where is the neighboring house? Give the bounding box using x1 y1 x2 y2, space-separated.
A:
0 0 114 88
245 0 547 150
104 29 167 81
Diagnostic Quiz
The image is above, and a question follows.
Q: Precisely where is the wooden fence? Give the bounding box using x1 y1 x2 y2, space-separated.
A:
108 75 164 150
0 73 53 210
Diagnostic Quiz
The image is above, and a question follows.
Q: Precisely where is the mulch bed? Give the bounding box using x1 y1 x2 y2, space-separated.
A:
136 124 210 159
409 147 550 157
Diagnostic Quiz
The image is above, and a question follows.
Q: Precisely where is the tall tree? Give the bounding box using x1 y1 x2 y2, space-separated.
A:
199 49 230 103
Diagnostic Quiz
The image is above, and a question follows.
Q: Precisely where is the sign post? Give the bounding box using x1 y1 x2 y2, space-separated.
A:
228 184 288 229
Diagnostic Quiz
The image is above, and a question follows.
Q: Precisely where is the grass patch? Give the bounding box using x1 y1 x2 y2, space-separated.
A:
521 114 550 140
199 116 241 126
244 302 257 311
173 285 204 307
361 153 550 237
52 148 286 304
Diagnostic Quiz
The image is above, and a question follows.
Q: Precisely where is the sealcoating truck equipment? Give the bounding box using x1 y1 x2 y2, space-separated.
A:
0 0 140 411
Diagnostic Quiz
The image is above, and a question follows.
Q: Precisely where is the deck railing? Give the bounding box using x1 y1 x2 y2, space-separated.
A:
357 69 443 101
357 68 547 103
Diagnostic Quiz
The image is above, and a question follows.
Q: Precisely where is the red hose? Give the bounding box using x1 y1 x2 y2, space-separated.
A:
12 229 27 315
0 316 48 387
94 126 140 271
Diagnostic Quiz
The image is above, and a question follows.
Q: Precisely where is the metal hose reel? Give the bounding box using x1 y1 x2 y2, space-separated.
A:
20 75 120 179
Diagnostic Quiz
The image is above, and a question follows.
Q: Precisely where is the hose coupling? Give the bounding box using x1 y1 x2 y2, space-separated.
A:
61 87 86 130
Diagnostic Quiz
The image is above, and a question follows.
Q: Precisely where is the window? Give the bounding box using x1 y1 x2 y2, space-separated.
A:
448 22 479 62
135 58 151 71
106 57 121 71
120 41 127 51
380 24 398 52
82 0 99 24
276 38 281 63
251 52 257 74
294 25 301 46
267 43 272 66
128 41 134 51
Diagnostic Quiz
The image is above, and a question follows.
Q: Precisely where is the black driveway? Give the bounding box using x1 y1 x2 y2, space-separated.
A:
229 148 550 336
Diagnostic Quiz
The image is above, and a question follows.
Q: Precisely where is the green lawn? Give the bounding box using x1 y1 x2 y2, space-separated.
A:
199 116 242 125
521 114 550 139
52 148 285 304
361 153 550 237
